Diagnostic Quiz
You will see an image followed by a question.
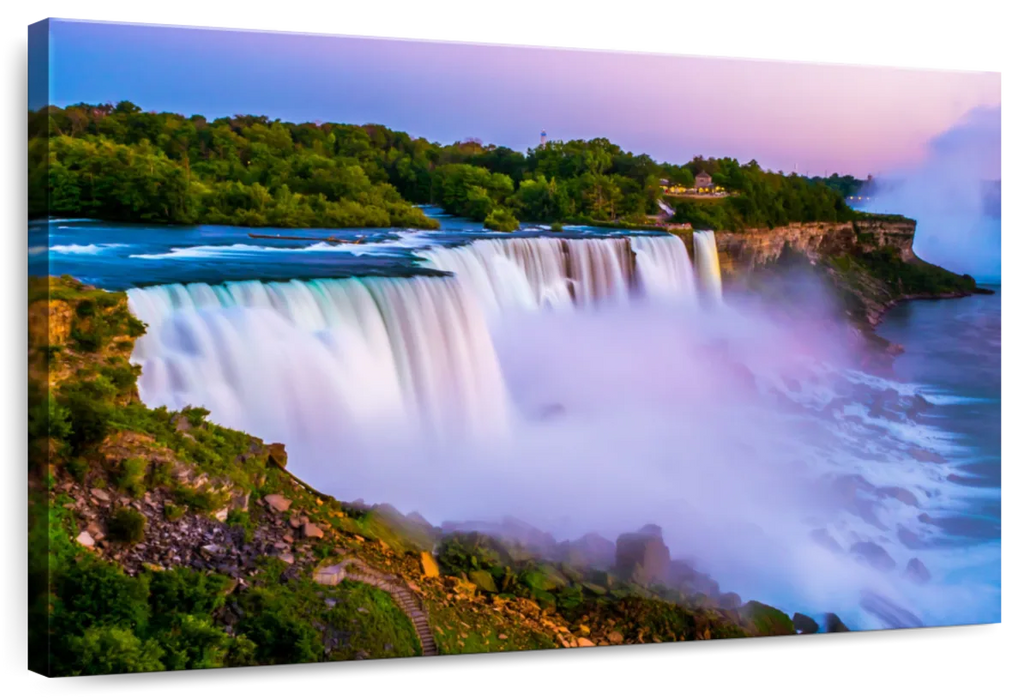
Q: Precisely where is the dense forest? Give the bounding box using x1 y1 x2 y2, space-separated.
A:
30 102 857 232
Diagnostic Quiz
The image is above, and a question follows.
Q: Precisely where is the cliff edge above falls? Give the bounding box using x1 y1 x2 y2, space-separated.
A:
674 215 981 362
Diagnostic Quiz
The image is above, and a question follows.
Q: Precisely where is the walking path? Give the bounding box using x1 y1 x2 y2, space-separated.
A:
314 558 439 656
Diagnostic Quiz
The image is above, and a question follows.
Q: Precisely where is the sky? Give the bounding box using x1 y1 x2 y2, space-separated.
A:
39 19 1000 177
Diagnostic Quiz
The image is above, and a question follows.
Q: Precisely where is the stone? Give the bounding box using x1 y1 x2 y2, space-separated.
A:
230 490 250 513
302 523 324 539
277 552 295 565
877 486 919 507
717 592 742 610
420 551 440 578
267 443 288 469
76 531 95 548
614 525 670 585
850 541 897 572
607 631 624 644
468 569 497 593
740 601 795 636
576 637 595 647
264 494 292 513
201 544 225 557
90 488 110 502
824 613 850 633
792 613 819 634
289 517 302 529
904 558 931 585
908 448 946 464
313 564 346 586
860 591 924 628
213 507 229 523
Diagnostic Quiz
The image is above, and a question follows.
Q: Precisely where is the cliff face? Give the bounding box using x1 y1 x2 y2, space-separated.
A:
711 218 917 281
671 216 977 366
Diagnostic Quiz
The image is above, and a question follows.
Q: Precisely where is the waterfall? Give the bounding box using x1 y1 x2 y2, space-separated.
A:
693 230 723 300
420 235 697 320
126 276 509 444
629 235 698 302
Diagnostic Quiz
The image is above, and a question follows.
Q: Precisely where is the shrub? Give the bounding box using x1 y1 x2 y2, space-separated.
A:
28 385 71 445
63 626 165 676
148 568 230 625
152 614 233 670
107 508 147 545
52 555 151 639
550 221 564 232
112 457 147 497
484 208 520 232
163 503 185 521
66 457 89 482
58 379 116 451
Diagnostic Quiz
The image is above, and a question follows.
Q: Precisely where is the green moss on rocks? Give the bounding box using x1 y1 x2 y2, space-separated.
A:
740 600 796 636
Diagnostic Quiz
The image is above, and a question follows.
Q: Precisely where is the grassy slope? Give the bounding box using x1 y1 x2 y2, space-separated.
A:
29 275 795 677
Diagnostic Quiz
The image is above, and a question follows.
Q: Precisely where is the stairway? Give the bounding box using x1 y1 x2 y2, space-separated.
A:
316 558 439 656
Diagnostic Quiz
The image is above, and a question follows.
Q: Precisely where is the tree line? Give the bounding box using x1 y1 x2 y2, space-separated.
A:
30 102 858 232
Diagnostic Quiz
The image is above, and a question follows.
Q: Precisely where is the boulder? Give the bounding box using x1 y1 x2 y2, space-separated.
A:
905 394 933 418
824 613 850 633
860 591 923 629
302 522 324 539
313 563 346 586
903 558 931 585
607 631 624 644
468 569 498 593
877 486 919 507
740 601 795 636
420 551 440 578
576 637 595 647
76 531 95 548
267 443 288 469
850 541 897 572
264 494 292 513
792 613 819 634
615 525 670 585
908 448 946 464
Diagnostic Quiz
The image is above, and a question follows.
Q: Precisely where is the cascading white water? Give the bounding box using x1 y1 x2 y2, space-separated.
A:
693 230 723 300
629 235 698 302
126 276 510 444
419 239 576 319
421 235 698 320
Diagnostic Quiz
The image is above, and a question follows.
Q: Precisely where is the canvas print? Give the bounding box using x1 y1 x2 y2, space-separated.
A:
27 19 1001 677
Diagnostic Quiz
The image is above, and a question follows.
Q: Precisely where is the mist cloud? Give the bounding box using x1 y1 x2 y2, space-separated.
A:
862 106 1001 282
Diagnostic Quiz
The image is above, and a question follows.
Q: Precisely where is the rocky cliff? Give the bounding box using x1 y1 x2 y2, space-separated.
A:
671 216 917 281
673 216 980 361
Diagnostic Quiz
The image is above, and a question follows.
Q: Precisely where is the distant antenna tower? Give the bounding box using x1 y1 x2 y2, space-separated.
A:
540 130 548 146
